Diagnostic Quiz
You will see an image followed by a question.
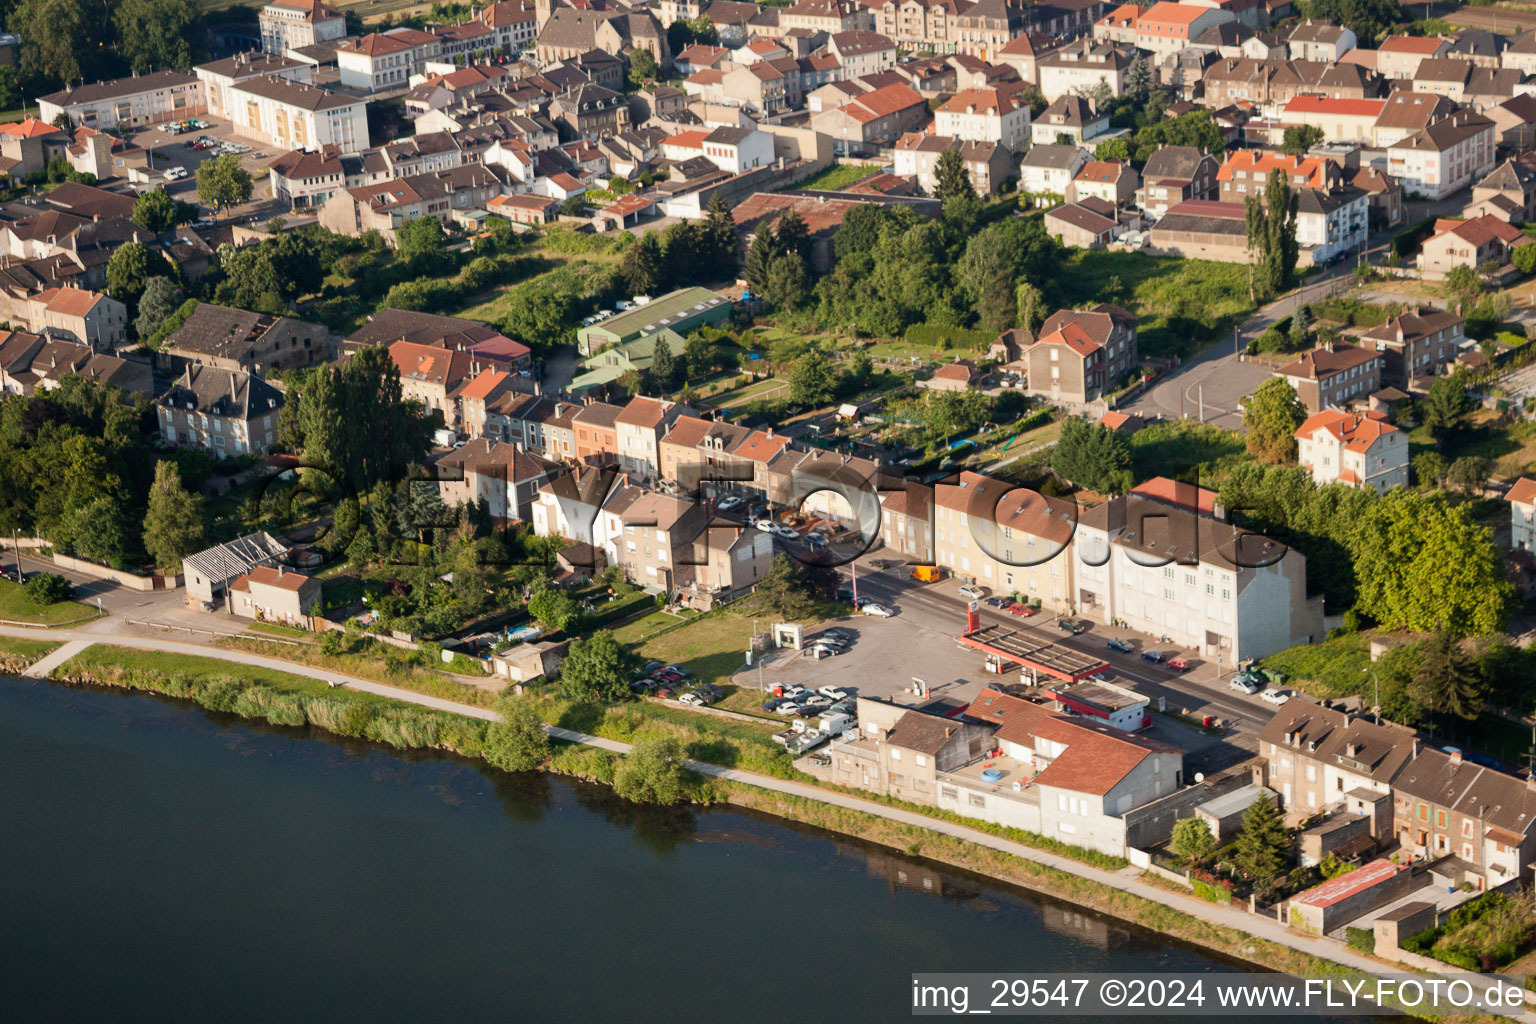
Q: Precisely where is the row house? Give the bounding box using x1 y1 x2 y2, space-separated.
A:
266 145 364 209
892 134 1013 195
1200 57 1380 109
952 0 1027 63
389 340 475 428
1134 144 1220 217
1377 34 1449 79
935 86 1032 150
1505 28 1536 75
161 302 327 374
1135 1 1236 63
1026 0 1111 40
1217 151 1366 263
339 29 445 92
870 0 969 54
614 395 689 481
616 491 772 602
1026 303 1139 405
437 20 501 63
22 287 127 350
1393 747 1536 891
1074 480 1323 661
37 70 205 131
1294 408 1407 494
531 465 634 569
572 400 623 466
810 82 928 155
0 331 150 397
1415 214 1530 281
157 365 284 458
780 0 874 34
879 480 935 562
477 0 539 52
318 164 502 244
1411 59 1523 111
1273 340 1382 413
1038 39 1135 100
435 437 563 522
1258 702 1415 838
1356 305 1468 388
1387 109 1496 200
195 52 313 119
934 470 1078 610
1372 91 1456 149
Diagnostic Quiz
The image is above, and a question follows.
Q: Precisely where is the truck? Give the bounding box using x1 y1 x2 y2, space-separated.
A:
818 711 854 738
773 717 830 754
910 565 943 583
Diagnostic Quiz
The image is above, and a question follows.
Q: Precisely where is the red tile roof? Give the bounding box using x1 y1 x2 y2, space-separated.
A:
230 565 313 593
1379 35 1445 54
1283 96 1386 119
1295 408 1398 449
1507 477 1536 506
1131 476 1218 516
458 368 510 401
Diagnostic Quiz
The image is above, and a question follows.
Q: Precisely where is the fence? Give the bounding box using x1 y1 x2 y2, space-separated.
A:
123 617 305 647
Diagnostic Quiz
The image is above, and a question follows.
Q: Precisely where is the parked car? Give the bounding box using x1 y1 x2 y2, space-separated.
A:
984 597 1010 608
771 525 798 540
716 496 742 511
1140 650 1165 664
835 588 854 602
819 686 849 700
822 629 851 642
1006 603 1036 616
812 636 848 649
678 692 705 706
860 602 895 617
1259 688 1291 706
1106 638 1134 653
1167 658 1192 672
777 702 801 716
663 665 691 677
957 584 986 601
807 644 842 657
804 534 828 548
1229 676 1261 695
655 687 675 699
801 695 831 709
754 520 774 533
1057 618 1089 635
829 701 856 716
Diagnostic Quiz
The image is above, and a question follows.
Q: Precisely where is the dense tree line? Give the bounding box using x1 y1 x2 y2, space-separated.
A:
3 0 207 93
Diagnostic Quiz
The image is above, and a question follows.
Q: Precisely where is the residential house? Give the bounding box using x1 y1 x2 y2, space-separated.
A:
260 0 348 55
435 438 563 521
1070 159 1140 205
1258 700 1415 837
1355 306 1468 387
1393 747 1536 888
389 340 474 427
1044 197 1133 247
157 365 284 458
24 287 126 350
826 30 896 77
811 82 928 155
1508 477 1536 552
1350 165 1402 230
1286 19 1354 62
1026 303 1139 404
1020 143 1089 195
932 470 1077 608
819 699 995 814
228 565 322 627
1273 341 1383 413
614 395 687 480
879 480 935 562
893 134 1013 195
1468 159 1536 223
267 146 361 210
318 165 502 244
549 83 631 137
1377 34 1449 79
183 532 289 607
195 52 313 119
535 8 671 70
478 0 539 52
780 0 874 33
1279 96 1383 145
1135 2 1235 62
935 86 1032 150
1371 91 1456 149
1416 215 1530 280
1487 93 1536 152
1294 408 1407 493
1073 483 1323 660
572 400 623 465
161 302 328 374
922 359 983 392
1038 39 1135 100
1134 144 1219 217
997 30 1060 83
0 332 149 396
953 0 1027 62
1031 94 1109 145
1387 109 1496 199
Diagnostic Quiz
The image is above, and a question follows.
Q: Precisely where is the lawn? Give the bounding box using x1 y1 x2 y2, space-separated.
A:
1057 251 1257 361
1259 633 1373 698
632 610 760 690
1128 420 1248 484
0 637 60 672
699 376 791 409
608 607 698 645
787 162 881 192
58 646 395 704
0 578 101 626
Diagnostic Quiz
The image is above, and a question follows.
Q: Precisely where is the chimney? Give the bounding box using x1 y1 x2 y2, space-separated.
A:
1450 749 1462 763
278 564 286 576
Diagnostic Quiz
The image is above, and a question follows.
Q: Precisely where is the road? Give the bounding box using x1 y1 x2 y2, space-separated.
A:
0 619 1490 999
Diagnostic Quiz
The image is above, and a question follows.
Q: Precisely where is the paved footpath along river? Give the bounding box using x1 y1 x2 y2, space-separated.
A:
0 676 1364 1024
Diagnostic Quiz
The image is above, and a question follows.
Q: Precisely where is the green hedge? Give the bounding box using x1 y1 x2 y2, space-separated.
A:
1391 217 1436 260
1345 927 1375 954
1192 879 1231 904
904 323 995 351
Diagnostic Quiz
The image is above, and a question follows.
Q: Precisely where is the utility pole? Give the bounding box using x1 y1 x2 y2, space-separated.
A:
1198 384 1204 423
11 528 18 583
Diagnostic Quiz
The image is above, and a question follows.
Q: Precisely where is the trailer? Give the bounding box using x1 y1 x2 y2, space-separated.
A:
958 623 1109 684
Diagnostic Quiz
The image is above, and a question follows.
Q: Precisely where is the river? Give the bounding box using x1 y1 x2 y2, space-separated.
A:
0 676 1352 1023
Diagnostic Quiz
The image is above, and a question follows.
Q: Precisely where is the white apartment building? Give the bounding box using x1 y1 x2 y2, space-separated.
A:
479 1 538 52
1073 485 1323 662
260 0 348 56
228 76 369 155
935 87 1032 150
1387 109 1496 199
1296 185 1369 264
338 29 444 92
1295 410 1408 495
932 471 1076 611
37 71 205 131
195 53 313 119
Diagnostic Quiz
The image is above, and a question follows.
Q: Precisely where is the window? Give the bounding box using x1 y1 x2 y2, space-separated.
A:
1436 809 1447 828
889 748 901 761
889 772 905 787
915 754 927 767
968 793 986 807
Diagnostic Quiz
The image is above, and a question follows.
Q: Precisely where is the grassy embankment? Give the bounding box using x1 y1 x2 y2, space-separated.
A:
0 578 101 626
0 637 60 674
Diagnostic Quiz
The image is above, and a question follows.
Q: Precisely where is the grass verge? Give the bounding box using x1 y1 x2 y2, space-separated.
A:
0 578 101 626
0 637 61 674
211 634 499 706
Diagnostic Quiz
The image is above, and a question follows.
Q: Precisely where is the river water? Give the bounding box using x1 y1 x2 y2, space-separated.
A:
0 677 1347 1023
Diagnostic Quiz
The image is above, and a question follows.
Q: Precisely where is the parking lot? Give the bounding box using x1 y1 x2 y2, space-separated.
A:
123 114 286 216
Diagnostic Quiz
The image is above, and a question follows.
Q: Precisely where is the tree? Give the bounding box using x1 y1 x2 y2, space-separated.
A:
789 349 838 407
743 227 775 295
1243 378 1305 463
1246 170 1299 299
927 389 993 437
483 698 551 772
557 630 632 702
527 587 580 632
1232 795 1289 882
141 460 204 570
1304 0 1407 44
622 231 663 295
0 67 21 112
1444 264 1483 304
626 47 659 87
1125 54 1150 96
1051 417 1133 494
1413 451 1447 488
1171 817 1215 866
1281 124 1324 156
133 276 184 339
703 192 738 277
63 494 125 566
1015 281 1046 332
648 335 677 392
755 554 817 619
106 241 176 314
1447 454 1489 495
934 146 974 202
774 209 810 263
132 188 179 235
614 735 689 804
1410 628 1486 725
1515 244 1536 276
196 154 253 212
395 216 453 275
763 251 809 310
113 0 200 74
10 0 91 87
1422 375 1471 437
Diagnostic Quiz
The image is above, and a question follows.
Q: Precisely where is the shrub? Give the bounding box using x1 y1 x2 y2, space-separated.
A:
24 573 71 605
1345 927 1375 954
904 323 994 351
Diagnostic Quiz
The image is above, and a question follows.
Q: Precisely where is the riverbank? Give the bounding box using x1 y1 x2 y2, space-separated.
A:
33 642 1387 987
0 637 59 675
